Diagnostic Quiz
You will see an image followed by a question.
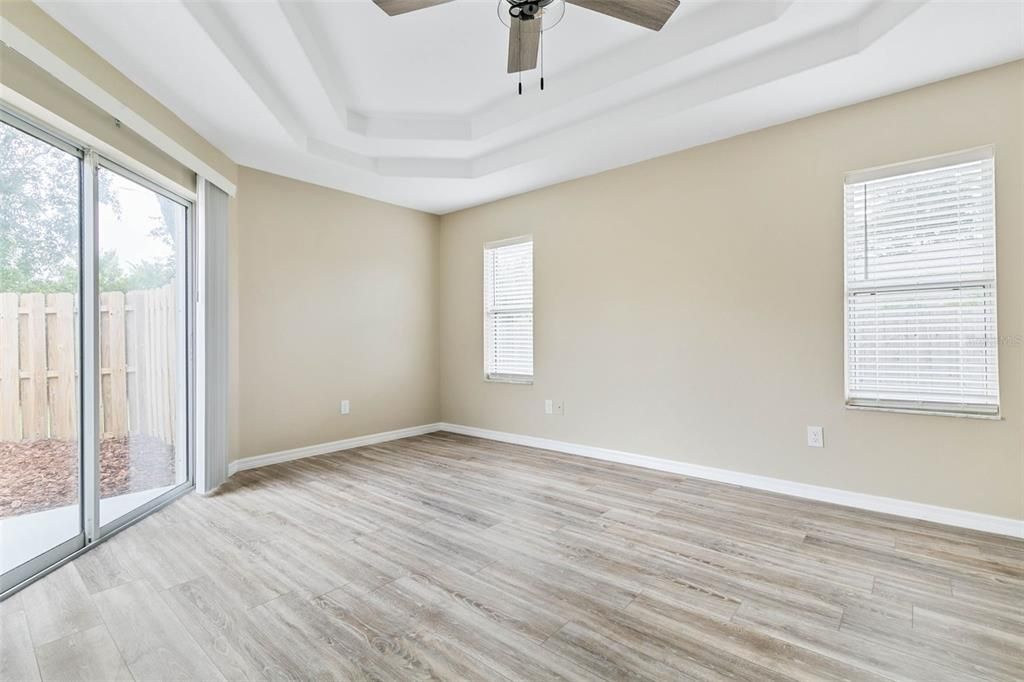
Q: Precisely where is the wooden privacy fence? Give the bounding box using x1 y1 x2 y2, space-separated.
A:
0 285 177 444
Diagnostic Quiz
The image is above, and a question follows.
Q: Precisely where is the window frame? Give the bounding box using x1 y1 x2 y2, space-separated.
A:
482 235 534 385
842 146 1000 419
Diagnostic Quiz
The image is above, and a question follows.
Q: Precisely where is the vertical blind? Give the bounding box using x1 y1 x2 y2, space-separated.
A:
484 238 533 380
844 152 998 415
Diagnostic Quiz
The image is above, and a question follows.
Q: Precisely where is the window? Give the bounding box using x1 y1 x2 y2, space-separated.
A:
484 237 533 382
844 149 998 416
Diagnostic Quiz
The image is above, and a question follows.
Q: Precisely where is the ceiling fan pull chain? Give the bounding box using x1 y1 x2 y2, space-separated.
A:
540 25 545 91
518 24 523 96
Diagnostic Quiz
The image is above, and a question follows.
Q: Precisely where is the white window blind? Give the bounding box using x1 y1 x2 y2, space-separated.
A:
844 150 998 415
484 238 533 382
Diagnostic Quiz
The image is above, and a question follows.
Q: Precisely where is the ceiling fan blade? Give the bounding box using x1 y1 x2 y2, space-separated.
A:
372 0 455 16
566 0 680 30
507 17 541 73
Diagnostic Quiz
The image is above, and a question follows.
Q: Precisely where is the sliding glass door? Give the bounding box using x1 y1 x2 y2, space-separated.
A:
97 164 189 527
0 110 193 595
0 115 85 581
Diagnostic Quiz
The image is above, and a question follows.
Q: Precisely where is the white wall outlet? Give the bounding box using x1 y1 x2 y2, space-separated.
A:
544 399 553 415
340 400 350 415
807 426 824 448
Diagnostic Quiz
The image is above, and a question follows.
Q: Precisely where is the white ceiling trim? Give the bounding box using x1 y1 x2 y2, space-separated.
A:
168 0 922 180
472 1 917 177
203 0 798 147
32 0 1024 213
467 0 792 138
0 15 237 195
299 0 924 180
277 0 356 131
183 1 308 147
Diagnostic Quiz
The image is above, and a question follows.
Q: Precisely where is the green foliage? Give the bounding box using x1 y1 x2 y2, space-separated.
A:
1 122 175 294
0 123 79 292
99 250 175 292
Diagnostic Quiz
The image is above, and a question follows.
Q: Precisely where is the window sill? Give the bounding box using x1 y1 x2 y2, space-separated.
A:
484 375 534 385
845 404 1001 420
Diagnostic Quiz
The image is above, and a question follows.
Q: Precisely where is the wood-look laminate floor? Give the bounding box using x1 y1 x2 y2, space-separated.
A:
3 432 1022 681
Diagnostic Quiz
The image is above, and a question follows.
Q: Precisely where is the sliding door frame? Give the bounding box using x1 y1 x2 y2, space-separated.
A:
83 149 100 542
93 156 195 538
0 110 88 595
0 104 196 597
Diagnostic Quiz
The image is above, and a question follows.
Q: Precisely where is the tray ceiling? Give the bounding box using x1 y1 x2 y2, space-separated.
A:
35 0 1024 213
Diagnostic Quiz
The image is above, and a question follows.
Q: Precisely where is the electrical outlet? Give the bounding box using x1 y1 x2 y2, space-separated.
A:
807 426 824 448
340 400 350 415
544 399 553 415
555 401 565 416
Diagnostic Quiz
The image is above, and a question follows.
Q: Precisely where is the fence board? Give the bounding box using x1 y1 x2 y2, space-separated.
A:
126 290 143 438
148 290 161 440
23 293 48 440
106 291 128 437
141 289 157 438
0 286 175 445
0 293 20 440
161 286 175 445
46 293 77 440
99 292 111 438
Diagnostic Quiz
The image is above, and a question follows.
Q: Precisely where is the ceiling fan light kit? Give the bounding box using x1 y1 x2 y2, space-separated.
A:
499 0 565 28
372 0 680 94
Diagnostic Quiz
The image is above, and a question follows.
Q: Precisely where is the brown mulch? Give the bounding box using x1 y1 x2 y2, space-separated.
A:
0 435 176 519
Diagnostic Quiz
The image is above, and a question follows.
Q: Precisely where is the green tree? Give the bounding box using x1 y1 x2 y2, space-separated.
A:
1 121 175 294
99 250 175 292
0 122 80 292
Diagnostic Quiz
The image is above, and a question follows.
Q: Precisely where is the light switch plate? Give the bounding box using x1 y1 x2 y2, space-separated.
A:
544 399 553 415
341 400 350 415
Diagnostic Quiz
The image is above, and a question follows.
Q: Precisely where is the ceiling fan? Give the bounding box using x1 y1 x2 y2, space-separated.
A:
372 0 680 88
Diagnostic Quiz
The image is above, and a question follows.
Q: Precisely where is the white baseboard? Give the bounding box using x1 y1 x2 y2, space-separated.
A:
227 423 443 475
437 423 1024 539
226 420 1021 538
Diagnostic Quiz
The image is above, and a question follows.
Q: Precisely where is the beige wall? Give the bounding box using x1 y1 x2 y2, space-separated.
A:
440 61 1024 519
236 168 441 460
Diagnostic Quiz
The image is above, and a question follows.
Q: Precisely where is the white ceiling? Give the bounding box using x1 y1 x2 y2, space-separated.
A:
37 0 1024 214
